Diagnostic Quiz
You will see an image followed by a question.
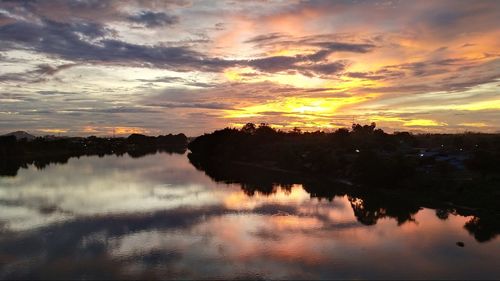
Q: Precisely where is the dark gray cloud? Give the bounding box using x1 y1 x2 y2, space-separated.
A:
0 20 109 59
33 63 79 76
127 11 179 27
36 90 75 96
137 76 187 83
0 18 362 77
147 102 231 110
243 32 287 44
0 92 37 102
346 69 405 80
0 8 376 78
63 106 160 114
0 0 188 25
248 55 348 77
0 63 78 83
136 76 216 88
316 42 375 53
354 59 500 97
245 32 376 55
0 19 109 48
243 35 375 75
248 56 299 73
0 19 232 72
445 73 500 92
0 72 29 83
421 56 497 80
305 61 347 76
0 12 16 26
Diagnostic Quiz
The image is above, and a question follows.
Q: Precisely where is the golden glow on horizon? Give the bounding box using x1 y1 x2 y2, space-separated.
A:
38 128 69 134
459 122 488 127
366 116 448 127
220 63 393 130
83 126 100 133
81 126 148 136
114 127 147 135
227 116 451 132
224 95 371 119
403 119 446 127
228 120 341 131
454 99 500 111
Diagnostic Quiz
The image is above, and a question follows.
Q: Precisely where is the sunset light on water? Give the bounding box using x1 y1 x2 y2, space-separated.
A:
0 1 499 279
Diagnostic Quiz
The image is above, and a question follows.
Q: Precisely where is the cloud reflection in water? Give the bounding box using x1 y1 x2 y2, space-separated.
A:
0 153 498 279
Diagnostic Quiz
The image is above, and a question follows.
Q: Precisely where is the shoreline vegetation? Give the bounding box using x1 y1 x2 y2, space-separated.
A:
1 123 499 242
188 123 500 185
188 123 500 242
0 133 187 176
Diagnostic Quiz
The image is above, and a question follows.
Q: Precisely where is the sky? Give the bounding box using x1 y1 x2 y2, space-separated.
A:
0 0 499 136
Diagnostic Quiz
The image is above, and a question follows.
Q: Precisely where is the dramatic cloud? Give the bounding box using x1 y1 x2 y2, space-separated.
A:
127 11 179 27
0 0 499 135
0 63 79 83
0 19 216 71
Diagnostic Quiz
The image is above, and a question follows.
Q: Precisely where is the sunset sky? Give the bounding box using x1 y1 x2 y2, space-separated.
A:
1 0 499 136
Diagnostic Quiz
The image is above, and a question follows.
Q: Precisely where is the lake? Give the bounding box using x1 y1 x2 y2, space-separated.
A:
0 152 499 279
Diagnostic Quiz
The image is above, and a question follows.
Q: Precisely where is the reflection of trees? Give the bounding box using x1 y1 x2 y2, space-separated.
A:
301 181 349 202
0 158 25 176
189 153 422 226
435 209 450 220
188 152 300 197
349 197 382 225
0 136 187 176
189 154 499 242
240 183 293 196
348 196 420 226
464 216 499 242
127 146 185 158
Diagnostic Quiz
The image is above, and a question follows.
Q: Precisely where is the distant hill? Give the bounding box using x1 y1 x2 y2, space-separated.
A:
2 131 36 141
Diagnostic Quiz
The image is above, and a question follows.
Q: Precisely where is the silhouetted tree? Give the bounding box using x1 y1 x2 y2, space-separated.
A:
241 123 257 134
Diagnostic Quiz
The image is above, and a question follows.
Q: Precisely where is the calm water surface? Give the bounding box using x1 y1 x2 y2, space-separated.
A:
0 152 499 279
